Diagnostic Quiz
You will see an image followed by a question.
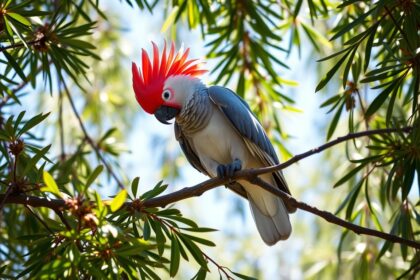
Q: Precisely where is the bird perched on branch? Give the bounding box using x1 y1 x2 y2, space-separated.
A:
132 42 295 245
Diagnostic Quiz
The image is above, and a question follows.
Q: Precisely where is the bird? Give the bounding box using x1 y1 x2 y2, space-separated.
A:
132 42 294 245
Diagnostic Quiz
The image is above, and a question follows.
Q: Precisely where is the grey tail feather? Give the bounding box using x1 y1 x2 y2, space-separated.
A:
248 196 292 245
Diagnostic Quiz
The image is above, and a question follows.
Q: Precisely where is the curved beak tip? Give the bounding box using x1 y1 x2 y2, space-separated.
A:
154 106 180 125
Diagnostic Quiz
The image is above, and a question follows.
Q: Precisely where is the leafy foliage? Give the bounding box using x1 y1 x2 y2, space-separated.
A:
0 0 418 279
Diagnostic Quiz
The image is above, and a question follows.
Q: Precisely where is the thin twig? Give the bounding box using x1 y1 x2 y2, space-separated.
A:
54 209 71 230
25 205 53 234
202 252 234 280
61 79 125 190
355 89 369 130
246 127 413 177
396 259 420 280
250 177 420 249
384 6 413 53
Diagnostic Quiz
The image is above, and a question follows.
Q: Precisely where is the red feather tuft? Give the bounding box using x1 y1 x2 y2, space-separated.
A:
132 42 206 114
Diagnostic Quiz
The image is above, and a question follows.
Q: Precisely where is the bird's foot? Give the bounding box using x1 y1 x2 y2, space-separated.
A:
217 159 242 178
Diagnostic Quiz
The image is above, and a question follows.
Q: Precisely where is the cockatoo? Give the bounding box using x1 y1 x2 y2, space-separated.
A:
132 42 294 245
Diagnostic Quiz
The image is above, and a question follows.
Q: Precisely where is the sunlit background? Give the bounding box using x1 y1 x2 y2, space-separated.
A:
5 1 417 279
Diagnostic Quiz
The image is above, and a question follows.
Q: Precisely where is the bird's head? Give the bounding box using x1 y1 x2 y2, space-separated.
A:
132 42 207 124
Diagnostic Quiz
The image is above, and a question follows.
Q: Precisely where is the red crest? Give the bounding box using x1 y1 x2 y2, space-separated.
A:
132 42 207 114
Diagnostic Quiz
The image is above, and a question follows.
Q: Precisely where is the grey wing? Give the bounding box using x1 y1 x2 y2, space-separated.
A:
208 86 292 197
174 122 247 199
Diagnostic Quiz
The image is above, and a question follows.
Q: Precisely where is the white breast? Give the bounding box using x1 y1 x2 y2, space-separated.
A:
188 104 283 219
190 106 255 176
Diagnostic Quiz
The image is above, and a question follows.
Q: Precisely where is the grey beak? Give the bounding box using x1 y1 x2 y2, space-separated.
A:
154 106 180 125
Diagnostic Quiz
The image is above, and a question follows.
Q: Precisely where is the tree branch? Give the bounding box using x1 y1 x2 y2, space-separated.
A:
0 127 418 250
142 126 413 207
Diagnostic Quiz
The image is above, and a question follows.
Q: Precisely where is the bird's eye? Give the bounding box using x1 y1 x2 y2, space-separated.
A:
162 90 171 101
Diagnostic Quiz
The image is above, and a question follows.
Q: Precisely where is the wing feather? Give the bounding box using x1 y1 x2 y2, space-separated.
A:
208 86 292 197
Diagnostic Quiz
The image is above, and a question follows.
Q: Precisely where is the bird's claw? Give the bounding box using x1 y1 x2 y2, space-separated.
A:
217 159 242 178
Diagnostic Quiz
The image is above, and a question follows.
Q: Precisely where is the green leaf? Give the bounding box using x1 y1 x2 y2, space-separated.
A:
179 227 218 233
334 163 367 188
330 8 373 41
110 189 127 212
141 181 167 200
149 218 166 255
115 239 151 256
3 16 13 37
95 191 106 217
361 68 405 83
181 233 215 247
59 38 96 49
2 0 13 9
345 180 364 220
42 171 62 198
177 236 189 261
401 161 415 201
377 219 398 260
342 48 357 88
161 6 179 33
320 94 341 108
293 0 304 18
169 235 180 277
179 234 207 268
168 215 198 228
17 112 50 137
13 111 26 133
6 19 28 48
0 264 7 274
157 209 181 216
3 50 26 81
364 24 378 71
143 218 151 240
98 127 117 143
317 46 352 62
316 53 349 92
23 145 51 175
365 78 401 117
386 86 398 125
301 21 331 51
327 99 345 140
7 12 31 26
85 165 103 188
236 73 245 98
377 241 392 261
194 268 207 280
232 271 258 280
364 183 383 231
335 179 363 215
131 177 140 198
